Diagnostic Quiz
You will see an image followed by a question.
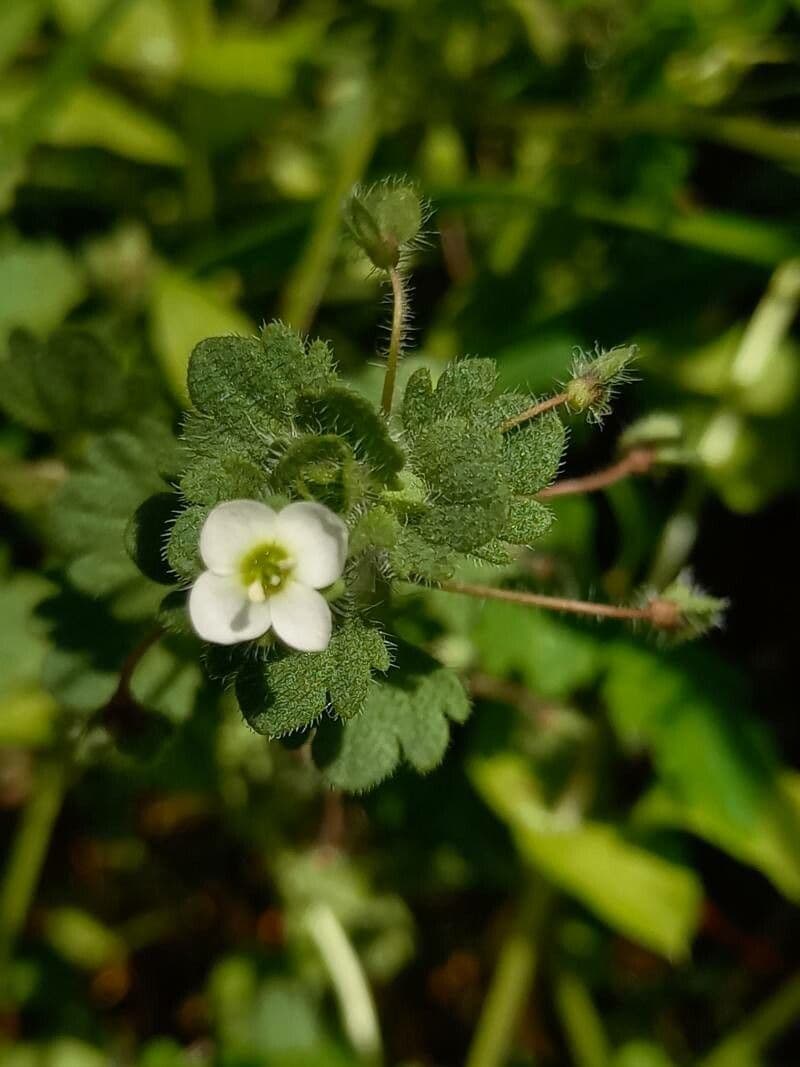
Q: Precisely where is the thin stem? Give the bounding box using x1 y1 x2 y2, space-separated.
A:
280 90 377 331
536 447 655 499
304 902 383 1066
380 266 405 416
500 392 569 433
100 628 163 737
0 755 68 1004
554 971 611 1067
465 881 554 1067
701 971 800 1067
437 580 679 630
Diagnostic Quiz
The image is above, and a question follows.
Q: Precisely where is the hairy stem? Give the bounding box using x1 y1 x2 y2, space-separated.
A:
537 447 655 499
0 756 68 1004
380 267 405 416
466 881 554 1067
437 580 679 630
500 392 569 433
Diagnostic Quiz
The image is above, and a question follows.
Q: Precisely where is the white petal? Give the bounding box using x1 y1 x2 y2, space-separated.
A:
199 500 277 575
270 582 332 652
189 571 272 645
274 501 348 589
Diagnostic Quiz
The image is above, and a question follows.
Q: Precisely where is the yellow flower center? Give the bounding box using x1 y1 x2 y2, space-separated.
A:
239 542 294 602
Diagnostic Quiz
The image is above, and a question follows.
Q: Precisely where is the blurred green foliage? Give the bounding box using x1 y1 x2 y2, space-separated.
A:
1 0 800 1065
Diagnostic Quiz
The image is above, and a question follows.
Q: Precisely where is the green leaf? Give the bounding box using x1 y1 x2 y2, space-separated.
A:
0 236 84 341
125 492 181 585
0 572 57 746
49 422 176 619
129 635 203 724
235 621 390 737
497 404 566 494
3 80 186 165
165 505 208 582
180 452 270 507
400 367 436 437
430 358 498 421
186 321 334 440
313 657 470 792
389 525 457 581
181 22 326 97
401 359 498 437
297 386 404 485
473 601 603 700
42 907 124 970
613 1042 677 1067
471 754 702 959
603 642 779 831
151 270 254 404
37 586 133 713
0 328 128 433
52 0 182 77
500 498 554 545
272 434 366 513
635 773 800 904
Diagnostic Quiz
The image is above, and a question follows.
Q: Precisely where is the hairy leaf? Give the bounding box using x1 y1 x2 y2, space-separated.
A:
0 328 127 434
49 423 177 619
297 387 404 484
235 622 390 737
313 656 470 792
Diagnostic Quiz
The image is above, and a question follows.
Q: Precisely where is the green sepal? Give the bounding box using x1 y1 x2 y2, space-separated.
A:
343 180 424 269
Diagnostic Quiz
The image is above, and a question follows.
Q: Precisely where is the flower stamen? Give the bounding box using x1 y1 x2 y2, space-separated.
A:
240 542 295 600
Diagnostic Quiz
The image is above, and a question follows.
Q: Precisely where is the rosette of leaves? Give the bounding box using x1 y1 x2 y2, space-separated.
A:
127 322 403 747
123 323 570 788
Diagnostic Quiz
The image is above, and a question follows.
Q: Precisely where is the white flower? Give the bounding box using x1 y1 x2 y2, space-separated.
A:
188 500 348 651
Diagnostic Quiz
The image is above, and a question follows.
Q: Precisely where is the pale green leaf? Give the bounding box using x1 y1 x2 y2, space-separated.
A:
471 754 702 959
0 235 84 341
149 269 254 404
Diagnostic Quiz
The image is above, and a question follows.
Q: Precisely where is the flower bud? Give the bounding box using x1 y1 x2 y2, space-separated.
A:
566 344 639 423
649 572 728 641
343 180 424 270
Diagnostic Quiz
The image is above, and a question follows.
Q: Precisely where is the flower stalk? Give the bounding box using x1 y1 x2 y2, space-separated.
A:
499 391 569 433
437 579 682 631
380 266 406 416
536 446 656 499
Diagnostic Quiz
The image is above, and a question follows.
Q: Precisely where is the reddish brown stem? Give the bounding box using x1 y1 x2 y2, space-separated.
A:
536 447 656 499
499 392 569 433
438 580 679 630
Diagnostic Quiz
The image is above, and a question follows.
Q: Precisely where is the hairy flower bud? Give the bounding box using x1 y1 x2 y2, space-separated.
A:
344 180 424 270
